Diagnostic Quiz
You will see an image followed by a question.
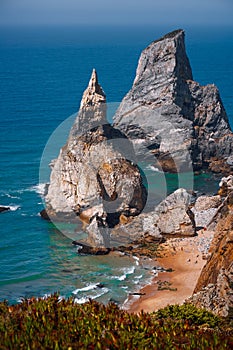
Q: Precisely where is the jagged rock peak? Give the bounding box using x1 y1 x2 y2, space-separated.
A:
80 68 106 109
71 69 107 135
114 29 233 174
133 28 193 87
44 68 147 249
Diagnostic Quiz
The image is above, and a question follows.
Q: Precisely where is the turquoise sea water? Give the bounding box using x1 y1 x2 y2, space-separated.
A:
0 26 233 304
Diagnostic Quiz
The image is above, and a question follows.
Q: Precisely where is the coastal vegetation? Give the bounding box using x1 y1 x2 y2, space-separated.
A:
0 293 232 349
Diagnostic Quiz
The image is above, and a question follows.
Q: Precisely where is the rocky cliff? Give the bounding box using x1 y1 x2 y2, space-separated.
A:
45 69 147 247
113 29 233 173
191 188 233 317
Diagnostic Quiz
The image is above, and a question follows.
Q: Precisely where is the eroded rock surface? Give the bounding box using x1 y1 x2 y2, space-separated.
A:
191 191 233 317
45 69 147 247
112 188 196 243
191 195 222 228
113 29 233 174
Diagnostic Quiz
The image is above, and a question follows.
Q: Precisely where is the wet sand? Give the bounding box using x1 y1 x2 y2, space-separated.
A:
125 229 213 314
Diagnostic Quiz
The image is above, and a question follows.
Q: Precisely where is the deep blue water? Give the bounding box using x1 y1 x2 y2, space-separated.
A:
0 25 233 304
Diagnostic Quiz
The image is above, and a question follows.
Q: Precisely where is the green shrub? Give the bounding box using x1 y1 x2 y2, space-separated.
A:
153 303 221 328
0 293 232 349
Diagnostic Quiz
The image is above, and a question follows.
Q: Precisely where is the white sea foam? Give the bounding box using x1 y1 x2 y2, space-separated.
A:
110 266 136 282
6 194 20 199
9 205 20 211
146 165 161 172
134 274 143 280
74 297 89 304
29 183 47 196
72 283 100 295
74 287 109 304
133 274 144 285
118 274 126 281
133 256 140 266
123 266 135 275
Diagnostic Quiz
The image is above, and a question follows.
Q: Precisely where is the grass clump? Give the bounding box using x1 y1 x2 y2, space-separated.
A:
0 293 232 349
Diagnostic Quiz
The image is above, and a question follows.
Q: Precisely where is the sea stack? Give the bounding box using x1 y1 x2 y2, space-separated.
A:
45 69 147 246
114 29 233 173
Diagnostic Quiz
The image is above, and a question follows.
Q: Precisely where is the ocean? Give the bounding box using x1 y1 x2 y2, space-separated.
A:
0 25 233 305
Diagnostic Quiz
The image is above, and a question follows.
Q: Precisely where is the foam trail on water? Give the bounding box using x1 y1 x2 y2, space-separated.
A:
72 283 100 295
9 205 20 211
74 288 109 304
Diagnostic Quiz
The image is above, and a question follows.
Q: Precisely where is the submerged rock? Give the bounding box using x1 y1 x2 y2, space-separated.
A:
114 29 233 174
44 69 147 247
0 206 10 213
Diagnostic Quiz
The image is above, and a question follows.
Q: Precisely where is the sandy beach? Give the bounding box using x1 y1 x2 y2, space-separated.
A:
125 229 213 314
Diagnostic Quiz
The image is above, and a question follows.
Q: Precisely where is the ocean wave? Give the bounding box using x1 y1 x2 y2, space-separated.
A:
6 194 20 199
123 266 135 275
118 274 126 281
29 183 47 196
72 283 103 295
110 266 136 281
74 297 89 304
74 287 109 304
134 274 143 280
133 256 140 266
9 205 20 211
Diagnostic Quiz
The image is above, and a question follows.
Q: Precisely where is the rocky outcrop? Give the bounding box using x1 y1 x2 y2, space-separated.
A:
191 191 233 317
112 188 196 243
0 206 10 213
218 175 233 196
191 195 222 228
45 69 147 247
113 29 233 174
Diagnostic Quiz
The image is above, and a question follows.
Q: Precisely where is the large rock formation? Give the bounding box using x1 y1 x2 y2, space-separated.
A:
113 29 233 173
191 194 222 228
45 69 147 247
112 188 196 243
191 189 233 317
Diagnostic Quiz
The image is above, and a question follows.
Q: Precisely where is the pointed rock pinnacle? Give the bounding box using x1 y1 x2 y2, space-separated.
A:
80 68 106 109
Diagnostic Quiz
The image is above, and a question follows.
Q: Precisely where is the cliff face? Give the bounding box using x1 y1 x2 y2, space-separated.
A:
113 29 233 173
45 69 147 245
191 188 233 317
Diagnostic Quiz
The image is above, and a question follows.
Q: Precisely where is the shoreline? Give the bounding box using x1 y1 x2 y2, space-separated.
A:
123 228 213 314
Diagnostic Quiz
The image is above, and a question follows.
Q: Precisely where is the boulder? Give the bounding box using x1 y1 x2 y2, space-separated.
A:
112 188 196 242
218 175 233 196
113 29 233 174
86 214 110 248
191 195 222 228
72 241 110 255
